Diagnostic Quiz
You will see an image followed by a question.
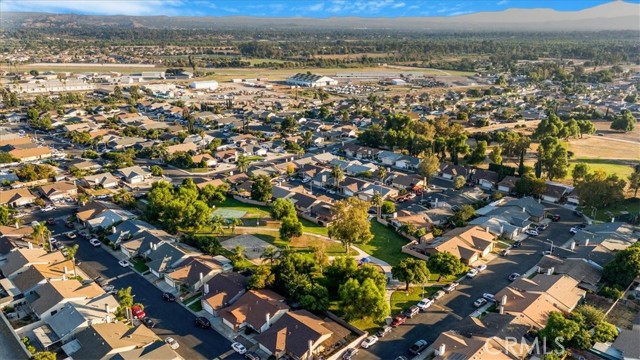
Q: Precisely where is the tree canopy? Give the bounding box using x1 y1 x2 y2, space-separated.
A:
329 197 373 251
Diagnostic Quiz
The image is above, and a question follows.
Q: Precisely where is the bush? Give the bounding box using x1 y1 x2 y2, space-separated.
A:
381 201 395 214
599 286 624 300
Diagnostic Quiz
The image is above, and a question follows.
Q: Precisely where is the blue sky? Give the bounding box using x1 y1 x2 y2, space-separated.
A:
1 0 638 17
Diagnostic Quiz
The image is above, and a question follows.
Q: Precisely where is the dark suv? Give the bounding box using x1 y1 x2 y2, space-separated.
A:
195 316 211 329
409 340 429 355
163 292 176 302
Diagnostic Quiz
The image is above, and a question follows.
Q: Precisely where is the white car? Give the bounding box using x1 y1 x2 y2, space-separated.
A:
361 335 379 349
89 238 101 247
524 229 539 236
417 298 434 311
483 293 495 301
41 205 56 212
476 264 488 272
466 269 478 278
231 342 247 355
474 298 488 308
165 337 179 350
118 260 130 268
406 193 416 199
301 178 311 183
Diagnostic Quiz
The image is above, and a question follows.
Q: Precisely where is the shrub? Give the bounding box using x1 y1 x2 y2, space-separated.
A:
599 286 624 300
381 201 395 214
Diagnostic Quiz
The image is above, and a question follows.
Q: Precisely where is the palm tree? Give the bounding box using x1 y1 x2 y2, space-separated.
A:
66 244 79 275
331 165 344 189
236 154 250 173
261 246 279 265
371 193 382 219
232 245 245 261
229 218 243 233
32 222 52 250
377 167 387 184
210 216 225 235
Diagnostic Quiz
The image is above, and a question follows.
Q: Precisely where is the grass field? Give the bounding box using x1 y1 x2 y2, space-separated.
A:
569 159 635 180
390 287 439 314
357 220 409 267
213 197 271 218
579 198 640 222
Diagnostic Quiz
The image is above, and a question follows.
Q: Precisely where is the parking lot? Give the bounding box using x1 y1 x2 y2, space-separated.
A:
358 205 582 360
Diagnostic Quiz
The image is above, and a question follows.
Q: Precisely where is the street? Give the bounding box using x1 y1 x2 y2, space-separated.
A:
24 208 243 360
358 205 582 360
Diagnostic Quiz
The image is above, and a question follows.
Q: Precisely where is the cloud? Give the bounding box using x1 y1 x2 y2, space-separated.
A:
497 0 509 5
391 2 406 8
0 0 188 16
308 2 325 11
408 4 419 10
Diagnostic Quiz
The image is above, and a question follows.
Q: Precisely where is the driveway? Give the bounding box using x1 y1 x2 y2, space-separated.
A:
358 205 580 360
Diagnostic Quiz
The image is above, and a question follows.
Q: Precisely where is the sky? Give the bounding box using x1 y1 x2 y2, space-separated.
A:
1 0 638 17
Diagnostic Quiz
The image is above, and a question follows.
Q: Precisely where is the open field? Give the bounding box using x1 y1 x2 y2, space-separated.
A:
358 220 410 267
567 136 640 162
11 62 159 74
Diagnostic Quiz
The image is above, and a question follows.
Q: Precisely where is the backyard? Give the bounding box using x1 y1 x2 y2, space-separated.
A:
357 220 410 267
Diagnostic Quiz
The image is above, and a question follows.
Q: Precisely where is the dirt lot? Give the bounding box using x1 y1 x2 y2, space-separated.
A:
586 293 640 330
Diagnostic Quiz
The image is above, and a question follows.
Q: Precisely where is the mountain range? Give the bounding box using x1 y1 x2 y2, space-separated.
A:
2 1 639 31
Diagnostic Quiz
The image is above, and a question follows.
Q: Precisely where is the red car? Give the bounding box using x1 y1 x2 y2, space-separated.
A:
131 305 146 319
551 214 561 222
391 313 407 327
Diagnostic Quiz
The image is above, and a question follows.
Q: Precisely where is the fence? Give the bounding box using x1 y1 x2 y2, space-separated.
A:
401 241 430 261
323 311 368 360
232 195 268 206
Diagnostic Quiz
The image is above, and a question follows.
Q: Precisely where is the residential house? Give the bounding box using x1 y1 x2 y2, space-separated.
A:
144 242 191 278
164 255 232 292
119 229 175 259
610 313 640 360
471 169 499 190
485 197 546 224
0 248 67 279
117 166 152 184
81 172 120 189
39 181 77 202
535 256 602 292
166 142 198 155
310 202 336 225
215 149 238 164
69 322 161 360
378 151 403 166
504 274 586 312
220 289 289 333
424 225 496 264
191 153 217 167
394 155 421 170
441 163 472 181
28 279 104 321
201 272 247 316
390 174 424 190
8 147 53 162
67 159 102 172
497 176 519 193
290 192 321 213
0 188 37 207
357 183 399 201
389 210 432 234
76 201 134 230
339 177 369 197
255 310 341 360
541 182 572 203
10 258 76 296
468 215 523 240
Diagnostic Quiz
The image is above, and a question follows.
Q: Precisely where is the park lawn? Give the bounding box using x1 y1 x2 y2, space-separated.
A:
242 230 358 256
213 197 270 218
329 301 385 334
357 220 409 267
390 287 438 314
568 159 635 180
186 168 211 173
300 218 329 236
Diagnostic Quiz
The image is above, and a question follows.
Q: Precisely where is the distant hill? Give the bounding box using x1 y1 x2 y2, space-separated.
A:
2 1 639 31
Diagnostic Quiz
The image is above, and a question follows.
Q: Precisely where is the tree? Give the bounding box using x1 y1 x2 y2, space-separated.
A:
592 321 619 343
236 154 251 173
467 140 487 165
279 215 302 241
371 193 382 218
150 165 163 176
538 312 580 349
31 222 52 249
572 163 589 184
329 197 373 251
325 256 358 290
30 352 57 360
331 165 344 189
209 215 225 235
355 264 387 292
251 175 272 202
450 204 476 227
514 173 547 197
392 258 430 290
489 145 503 165
311 244 329 273
0 151 18 164
575 170 626 209
576 120 596 138
570 328 593 350
570 305 605 329
0 206 11 226
261 246 280 265
602 243 640 287
610 111 636 132
453 175 466 190
339 278 389 321
299 282 330 312
428 252 466 280
381 201 395 214
417 152 440 187
247 265 275 289
628 164 640 198
271 198 296 220
539 137 569 180
116 287 134 317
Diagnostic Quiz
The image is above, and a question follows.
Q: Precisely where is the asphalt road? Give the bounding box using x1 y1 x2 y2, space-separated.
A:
358 205 583 360
25 209 243 360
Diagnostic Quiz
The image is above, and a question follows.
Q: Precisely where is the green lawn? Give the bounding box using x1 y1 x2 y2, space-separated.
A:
300 218 329 236
248 231 358 256
329 301 385 334
357 220 409 266
188 300 203 312
568 159 635 180
186 168 212 173
390 287 438 314
131 258 149 273
213 197 271 218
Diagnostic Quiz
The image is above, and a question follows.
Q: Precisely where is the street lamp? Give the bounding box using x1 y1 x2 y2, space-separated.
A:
545 238 554 253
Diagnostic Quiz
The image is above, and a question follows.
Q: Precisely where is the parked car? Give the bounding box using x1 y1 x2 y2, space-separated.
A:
431 290 446 301
361 335 379 349
163 292 176 302
476 264 487 272
551 214 561 222
65 221 75 228
66 231 77 239
231 342 247 355
537 224 549 231
79 231 89 239
41 205 56 212
195 316 211 329
89 238 101 247
524 229 539 236
47 218 55 225
165 337 179 350
409 340 429 355
404 305 419 318
443 282 459 293
142 317 155 328
512 240 522 248
500 249 510 256
342 348 359 360
508 273 521 281
474 298 488 307
417 298 434 311
94 276 106 286
391 313 407 327
542 250 553 256
118 260 130 268
483 293 495 302
466 269 478 278
376 325 392 337
245 352 261 360
131 305 146 319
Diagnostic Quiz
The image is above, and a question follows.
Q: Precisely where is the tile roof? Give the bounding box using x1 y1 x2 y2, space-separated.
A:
201 272 247 311
30 280 104 316
220 289 289 331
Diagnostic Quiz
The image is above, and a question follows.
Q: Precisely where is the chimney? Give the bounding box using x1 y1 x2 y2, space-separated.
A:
199 272 204 283
204 283 210 294
28 242 33 250
63 266 68 275
499 305 504 315
547 267 554 275
265 312 271 327
62 274 67 281
570 241 576 250
611 217 615 223
105 303 111 313
308 339 314 358
112 226 117 234
437 344 446 356
15 220 19 229
522 207 525 213
584 238 589 246
501 295 507 305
